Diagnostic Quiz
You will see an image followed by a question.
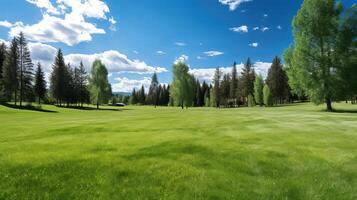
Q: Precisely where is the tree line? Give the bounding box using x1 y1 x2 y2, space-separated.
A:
0 32 111 109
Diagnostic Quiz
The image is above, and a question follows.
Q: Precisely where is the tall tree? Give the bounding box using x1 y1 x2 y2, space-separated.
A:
0 42 6 100
221 73 231 107
240 58 255 105
130 88 138 105
89 59 112 109
18 32 34 106
254 75 264 106
138 85 146 105
263 84 273 107
171 62 195 109
147 72 159 107
284 0 342 111
78 61 89 106
2 38 19 103
266 56 290 104
230 62 238 105
50 49 67 106
34 62 46 104
212 68 221 108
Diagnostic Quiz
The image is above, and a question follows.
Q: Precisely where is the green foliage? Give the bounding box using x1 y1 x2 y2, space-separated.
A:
230 62 238 99
2 38 19 103
254 75 264 106
147 72 159 106
213 68 221 107
263 84 273 107
266 56 289 104
171 62 195 109
89 59 111 109
284 0 349 111
247 94 256 107
34 63 46 104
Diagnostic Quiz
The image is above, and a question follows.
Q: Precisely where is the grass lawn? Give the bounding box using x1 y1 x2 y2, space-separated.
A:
0 103 356 200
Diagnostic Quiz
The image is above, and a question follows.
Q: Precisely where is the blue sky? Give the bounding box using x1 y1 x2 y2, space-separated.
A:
0 0 355 92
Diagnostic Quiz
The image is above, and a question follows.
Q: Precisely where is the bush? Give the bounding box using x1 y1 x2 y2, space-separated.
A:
263 84 273 107
248 94 256 107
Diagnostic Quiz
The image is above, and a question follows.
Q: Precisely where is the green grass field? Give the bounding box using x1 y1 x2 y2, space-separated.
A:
0 103 356 200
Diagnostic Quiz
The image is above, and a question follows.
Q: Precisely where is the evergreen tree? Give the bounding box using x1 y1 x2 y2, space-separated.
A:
195 79 202 106
138 85 146 105
0 42 6 101
254 75 264 106
266 56 290 104
147 72 159 107
221 73 231 107
50 49 67 106
18 32 34 106
34 62 46 104
213 68 221 108
130 88 138 104
2 38 19 103
89 59 112 109
230 62 238 105
240 58 255 105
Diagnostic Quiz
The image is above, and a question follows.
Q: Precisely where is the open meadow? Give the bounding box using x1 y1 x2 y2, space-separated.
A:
0 103 356 200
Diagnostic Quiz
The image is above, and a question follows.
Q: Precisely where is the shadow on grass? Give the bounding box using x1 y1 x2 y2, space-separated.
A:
331 109 357 114
0 103 57 113
56 105 133 112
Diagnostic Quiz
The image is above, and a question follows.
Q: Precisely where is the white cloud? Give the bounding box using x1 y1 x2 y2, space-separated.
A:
261 27 269 32
174 42 187 47
2 0 114 46
263 14 268 17
196 56 205 60
174 54 189 64
112 77 152 93
0 38 10 47
65 50 167 74
253 27 259 31
218 0 252 11
230 25 248 33
189 61 271 83
249 42 258 47
204 51 224 57
0 20 14 28
26 0 60 15
133 50 139 54
277 25 282 30
156 50 166 55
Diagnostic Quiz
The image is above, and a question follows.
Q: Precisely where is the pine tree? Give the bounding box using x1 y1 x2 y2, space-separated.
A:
213 68 221 108
2 38 19 103
266 56 290 104
139 85 146 105
50 49 67 106
0 42 6 101
78 61 88 106
254 75 264 106
147 72 159 107
130 88 138 104
230 62 238 105
34 62 46 104
221 73 231 107
18 32 34 106
241 58 255 105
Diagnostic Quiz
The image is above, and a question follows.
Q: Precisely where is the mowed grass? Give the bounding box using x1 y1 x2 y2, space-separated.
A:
0 103 356 200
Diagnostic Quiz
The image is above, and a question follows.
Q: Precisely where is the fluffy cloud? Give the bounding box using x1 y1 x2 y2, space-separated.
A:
189 61 271 83
249 42 258 47
28 42 57 73
253 27 259 31
0 20 14 28
218 0 252 11
204 51 224 57
261 27 269 32
156 50 166 55
277 25 282 30
174 42 187 47
174 54 189 64
2 0 115 46
230 25 248 33
111 77 152 93
65 50 167 74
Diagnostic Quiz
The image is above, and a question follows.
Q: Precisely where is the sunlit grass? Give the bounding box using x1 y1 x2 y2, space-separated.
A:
0 103 356 199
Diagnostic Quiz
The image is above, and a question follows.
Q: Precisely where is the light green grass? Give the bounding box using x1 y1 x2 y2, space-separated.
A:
0 103 356 200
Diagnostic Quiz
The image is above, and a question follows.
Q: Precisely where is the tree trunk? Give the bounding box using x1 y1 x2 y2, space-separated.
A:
97 101 99 109
14 90 17 105
326 98 333 112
